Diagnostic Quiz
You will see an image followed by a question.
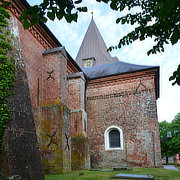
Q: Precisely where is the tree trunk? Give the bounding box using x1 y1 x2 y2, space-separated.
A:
166 156 168 164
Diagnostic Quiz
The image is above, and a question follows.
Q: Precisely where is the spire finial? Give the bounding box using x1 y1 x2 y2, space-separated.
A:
91 10 93 18
91 3 93 18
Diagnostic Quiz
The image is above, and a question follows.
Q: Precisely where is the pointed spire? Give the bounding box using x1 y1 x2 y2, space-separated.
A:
75 18 118 68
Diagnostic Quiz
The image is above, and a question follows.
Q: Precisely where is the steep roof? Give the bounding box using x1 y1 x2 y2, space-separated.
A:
83 61 157 80
75 17 118 68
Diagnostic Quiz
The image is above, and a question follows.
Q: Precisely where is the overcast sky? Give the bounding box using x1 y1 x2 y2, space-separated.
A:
28 0 180 122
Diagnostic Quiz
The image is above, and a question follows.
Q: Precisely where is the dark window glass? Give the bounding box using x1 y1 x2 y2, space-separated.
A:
109 129 120 148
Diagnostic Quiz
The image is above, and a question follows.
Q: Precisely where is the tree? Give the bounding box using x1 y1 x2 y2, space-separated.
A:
167 113 180 156
159 113 180 163
19 0 180 85
19 0 87 27
159 120 171 162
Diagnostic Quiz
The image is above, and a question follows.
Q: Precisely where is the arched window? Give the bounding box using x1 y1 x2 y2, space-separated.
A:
104 126 123 151
109 129 120 148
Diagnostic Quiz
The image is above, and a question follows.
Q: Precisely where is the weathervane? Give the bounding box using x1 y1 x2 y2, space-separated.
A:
91 3 93 18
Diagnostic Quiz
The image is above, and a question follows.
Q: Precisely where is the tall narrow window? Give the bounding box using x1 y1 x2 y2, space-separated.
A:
109 130 120 148
104 126 123 151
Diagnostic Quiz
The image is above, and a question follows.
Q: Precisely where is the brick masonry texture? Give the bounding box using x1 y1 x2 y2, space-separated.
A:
18 3 72 173
40 105 71 174
67 73 90 169
67 73 87 136
70 110 87 137
42 49 67 106
1 8 72 178
1 0 162 176
86 72 161 168
0 14 44 179
67 73 86 111
71 136 90 170
39 48 71 173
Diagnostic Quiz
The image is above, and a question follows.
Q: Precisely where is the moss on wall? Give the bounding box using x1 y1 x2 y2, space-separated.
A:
38 103 70 174
71 135 90 170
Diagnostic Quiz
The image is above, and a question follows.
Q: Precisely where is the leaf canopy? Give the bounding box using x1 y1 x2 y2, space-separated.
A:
159 113 180 157
19 0 180 85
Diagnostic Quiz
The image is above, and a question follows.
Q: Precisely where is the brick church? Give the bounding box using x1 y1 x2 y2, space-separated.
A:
1 0 161 179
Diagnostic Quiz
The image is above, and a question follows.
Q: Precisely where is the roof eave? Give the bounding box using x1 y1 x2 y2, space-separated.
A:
86 66 160 99
155 66 160 99
20 0 82 73
86 66 158 80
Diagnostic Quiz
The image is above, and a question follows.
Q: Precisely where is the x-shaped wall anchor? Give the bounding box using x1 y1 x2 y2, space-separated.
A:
46 132 58 147
46 70 55 80
65 133 70 150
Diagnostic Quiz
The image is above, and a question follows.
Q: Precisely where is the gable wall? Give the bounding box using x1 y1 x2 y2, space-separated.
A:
86 70 161 168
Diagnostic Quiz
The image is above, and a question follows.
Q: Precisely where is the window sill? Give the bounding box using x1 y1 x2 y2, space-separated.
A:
105 148 123 151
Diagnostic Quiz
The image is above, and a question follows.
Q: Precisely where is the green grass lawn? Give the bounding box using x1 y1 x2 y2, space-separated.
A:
45 167 180 180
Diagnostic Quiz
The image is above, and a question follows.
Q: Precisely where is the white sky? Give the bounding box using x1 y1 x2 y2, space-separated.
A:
28 0 180 122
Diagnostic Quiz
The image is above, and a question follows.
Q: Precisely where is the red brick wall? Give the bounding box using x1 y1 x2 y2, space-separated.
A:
86 71 161 168
1 12 44 179
40 49 71 173
42 51 67 105
67 73 90 169
5 1 84 175
67 73 87 136
14 12 71 173
67 73 85 111
17 16 46 110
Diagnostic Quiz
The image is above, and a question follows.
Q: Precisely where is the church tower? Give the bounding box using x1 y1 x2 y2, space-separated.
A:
75 17 118 68
75 16 161 168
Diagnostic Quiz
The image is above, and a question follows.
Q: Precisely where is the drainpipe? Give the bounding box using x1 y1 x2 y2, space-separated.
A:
152 132 156 167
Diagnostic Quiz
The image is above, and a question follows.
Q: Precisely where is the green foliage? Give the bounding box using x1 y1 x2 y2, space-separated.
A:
20 0 180 86
159 121 171 157
103 0 180 55
101 0 180 86
169 64 180 86
167 113 180 155
159 113 180 158
19 0 87 29
0 2 14 152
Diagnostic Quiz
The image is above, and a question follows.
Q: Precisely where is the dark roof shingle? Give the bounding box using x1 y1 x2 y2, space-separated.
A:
75 17 118 68
83 60 157 79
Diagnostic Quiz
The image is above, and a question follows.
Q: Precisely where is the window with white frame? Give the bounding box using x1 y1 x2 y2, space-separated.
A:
104 126 123 151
